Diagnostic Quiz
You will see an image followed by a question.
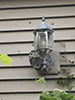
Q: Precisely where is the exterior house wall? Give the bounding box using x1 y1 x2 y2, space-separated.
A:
0 0 75 100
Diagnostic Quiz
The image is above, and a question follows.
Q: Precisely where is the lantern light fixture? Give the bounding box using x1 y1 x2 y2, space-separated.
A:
29 15 60 74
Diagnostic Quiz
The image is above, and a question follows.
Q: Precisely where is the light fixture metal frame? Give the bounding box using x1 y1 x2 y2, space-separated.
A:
29 15 55 73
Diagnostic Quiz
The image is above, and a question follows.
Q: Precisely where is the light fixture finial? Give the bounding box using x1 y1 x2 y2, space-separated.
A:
42 14 45 22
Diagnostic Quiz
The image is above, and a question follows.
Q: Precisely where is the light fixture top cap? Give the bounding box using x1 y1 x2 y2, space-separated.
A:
33 15 54 34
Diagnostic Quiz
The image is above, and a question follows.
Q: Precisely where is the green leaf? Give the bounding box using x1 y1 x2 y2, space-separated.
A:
57 77 65 84
40 92 56 100
35 77 46 85
51 89 75 100
68 86 74 93
69 74 74 78
52 89 66 98
60 93 75 100
0 54 13 66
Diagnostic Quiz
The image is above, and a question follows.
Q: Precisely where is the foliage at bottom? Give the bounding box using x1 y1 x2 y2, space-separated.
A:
35 77 75 100
39 89 75 100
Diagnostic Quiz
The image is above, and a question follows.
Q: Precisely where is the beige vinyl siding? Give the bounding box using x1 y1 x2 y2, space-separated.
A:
0 80 75 92
0 53 74 67
0 17 75 31
0 66 75 79
0 0 75 100
0 93 39 100
0 29 75 42
0 41 75 54
0 0 75 8
0 7 75 20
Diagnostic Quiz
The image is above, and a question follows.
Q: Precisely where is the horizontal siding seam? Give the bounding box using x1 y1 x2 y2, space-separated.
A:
0 91 75 94
0 64 75 68
0 4 75 10
0 15 75 21
0 52 74 56
3 51 75 56
0 27 75 33
0 77 75 81
0 39 75 44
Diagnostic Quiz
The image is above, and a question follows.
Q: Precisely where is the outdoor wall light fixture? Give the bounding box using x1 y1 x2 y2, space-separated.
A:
29 15 60 74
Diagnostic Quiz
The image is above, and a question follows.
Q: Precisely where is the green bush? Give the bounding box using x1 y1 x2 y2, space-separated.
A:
35 77 75 100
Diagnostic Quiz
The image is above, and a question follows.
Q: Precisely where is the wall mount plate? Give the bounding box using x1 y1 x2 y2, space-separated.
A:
38 51 60 75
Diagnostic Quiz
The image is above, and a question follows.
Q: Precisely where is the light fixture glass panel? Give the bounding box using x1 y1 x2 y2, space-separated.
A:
38 32 46 49
48 33 54 50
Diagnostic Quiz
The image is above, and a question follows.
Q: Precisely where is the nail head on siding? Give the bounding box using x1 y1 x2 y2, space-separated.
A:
29 22 31 24
52 23 54 25
18 50 20 52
